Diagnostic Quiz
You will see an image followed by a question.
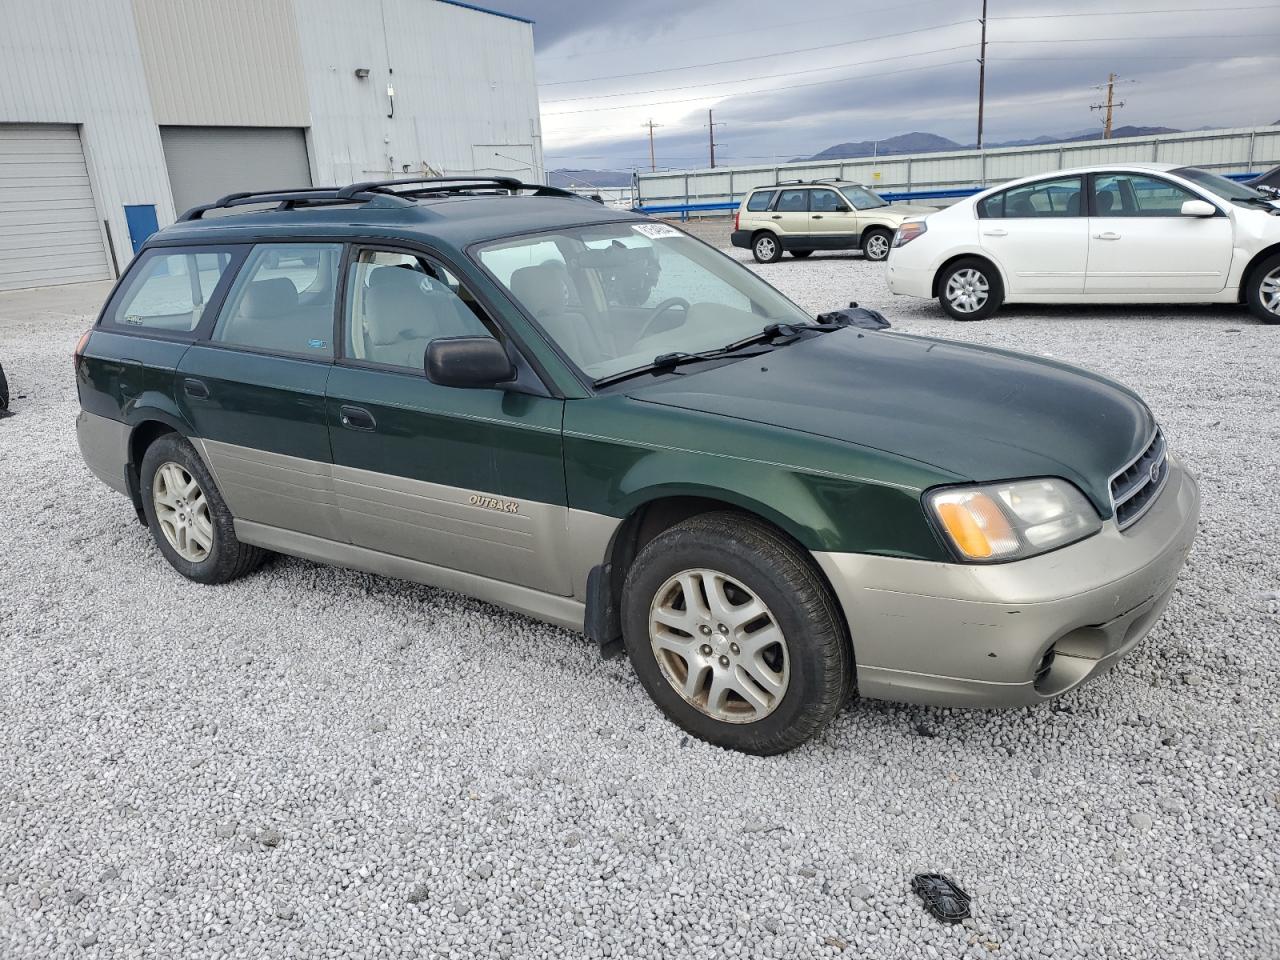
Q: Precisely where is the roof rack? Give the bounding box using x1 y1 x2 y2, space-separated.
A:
177 177 584 222
775 179 806 185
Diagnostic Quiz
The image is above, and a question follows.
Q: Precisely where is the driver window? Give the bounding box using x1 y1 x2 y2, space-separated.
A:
810 189 846 213
344 250 494 370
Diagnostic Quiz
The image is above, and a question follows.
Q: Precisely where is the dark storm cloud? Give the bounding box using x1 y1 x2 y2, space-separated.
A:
501 0 1280 169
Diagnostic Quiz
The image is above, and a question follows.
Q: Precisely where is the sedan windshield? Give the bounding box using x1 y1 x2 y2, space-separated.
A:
839 185 888 210
476 222 813 381
1172 166 1267 202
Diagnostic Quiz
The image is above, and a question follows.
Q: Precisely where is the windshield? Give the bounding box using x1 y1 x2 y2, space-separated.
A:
1172 166 1266 202
839 185 888 210
476 221 813 381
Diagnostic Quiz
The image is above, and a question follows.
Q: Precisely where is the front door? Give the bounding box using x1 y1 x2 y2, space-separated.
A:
177 241 344 542
325 246 570 595
807 187 858 248
978 175 1088 295
1084 172 1233 294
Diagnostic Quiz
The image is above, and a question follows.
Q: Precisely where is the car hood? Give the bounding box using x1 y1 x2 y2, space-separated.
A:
628 329 1154 515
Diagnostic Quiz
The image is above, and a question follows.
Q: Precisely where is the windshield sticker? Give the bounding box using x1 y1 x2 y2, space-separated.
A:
633 223 682 240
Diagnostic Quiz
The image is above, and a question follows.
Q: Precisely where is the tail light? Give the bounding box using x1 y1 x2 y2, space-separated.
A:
74 329 92 373
893 220 927 248
734 208 740 232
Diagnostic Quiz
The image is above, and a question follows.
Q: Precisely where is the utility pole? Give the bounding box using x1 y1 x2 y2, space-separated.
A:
706 109 725 168
644 119 662 172
976 0 988 149
1090 73 1127 138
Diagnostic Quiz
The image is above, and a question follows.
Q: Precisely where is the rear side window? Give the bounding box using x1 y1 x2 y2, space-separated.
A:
978 176 1083 218
106 249 234 333
775 189 808 212
746 191 776 211
211 243 342 358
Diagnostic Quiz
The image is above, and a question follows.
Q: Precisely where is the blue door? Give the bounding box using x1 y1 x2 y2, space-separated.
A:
124 204 159 255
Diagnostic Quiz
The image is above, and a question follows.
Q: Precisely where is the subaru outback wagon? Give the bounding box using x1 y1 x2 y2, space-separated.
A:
76 176 1200 754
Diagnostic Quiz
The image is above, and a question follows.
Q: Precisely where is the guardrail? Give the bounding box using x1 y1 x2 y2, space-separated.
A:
634 175 1260 219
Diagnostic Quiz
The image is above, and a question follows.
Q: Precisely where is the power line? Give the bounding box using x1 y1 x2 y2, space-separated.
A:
539 19 976 86
990 4 1277 19
543 44 976 104
989 33 1275 44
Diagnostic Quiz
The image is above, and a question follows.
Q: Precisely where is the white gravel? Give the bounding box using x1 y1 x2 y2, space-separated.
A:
1 252 1278 959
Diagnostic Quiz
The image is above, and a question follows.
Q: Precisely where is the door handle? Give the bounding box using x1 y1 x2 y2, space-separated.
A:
812 215 824 220
982 228 1008 237
182 377 210 400
771 215 782 219
340 405 377 431
1093 232 1121 240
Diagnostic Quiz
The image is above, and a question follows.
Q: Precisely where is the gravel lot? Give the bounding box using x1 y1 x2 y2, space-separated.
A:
1 248 1277 960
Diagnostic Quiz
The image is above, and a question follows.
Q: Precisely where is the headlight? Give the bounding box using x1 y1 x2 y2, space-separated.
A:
893 220 927 247
926 478 1101 562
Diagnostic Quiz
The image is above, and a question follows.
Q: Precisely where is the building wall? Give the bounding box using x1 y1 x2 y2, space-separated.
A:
131 0 310 127
293 0 543 185
0 0 176 276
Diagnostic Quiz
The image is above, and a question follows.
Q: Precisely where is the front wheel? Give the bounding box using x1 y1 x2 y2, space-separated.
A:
861 229 892 262
140 433 266 585
752 233 783 264
1245 253 1280 324
621 512 852 755
938 258 1004 321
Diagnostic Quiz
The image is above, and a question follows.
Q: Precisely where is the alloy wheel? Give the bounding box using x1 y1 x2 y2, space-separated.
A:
152 461 214 562
648 568 790 723
1262 266 1280 316
945 268 989 314
755 237 776 260
865 234 890 260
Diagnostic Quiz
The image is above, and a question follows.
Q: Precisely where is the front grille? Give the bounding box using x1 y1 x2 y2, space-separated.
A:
1109 428 1168 530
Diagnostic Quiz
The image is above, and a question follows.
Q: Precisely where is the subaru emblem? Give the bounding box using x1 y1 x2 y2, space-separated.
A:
1149 462 1160 484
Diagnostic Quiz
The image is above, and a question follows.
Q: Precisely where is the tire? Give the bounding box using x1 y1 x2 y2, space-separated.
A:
861 229 892 262
621 512 852 755
937 257 1004 321
790 250 814 259
139 433 266 585
752 233 783 264
1245 252 1280 324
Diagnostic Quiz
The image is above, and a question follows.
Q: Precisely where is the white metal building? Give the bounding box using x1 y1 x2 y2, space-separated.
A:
0 0 543 291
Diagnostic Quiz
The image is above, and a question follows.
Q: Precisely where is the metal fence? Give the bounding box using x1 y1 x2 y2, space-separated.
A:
635 125 1279 215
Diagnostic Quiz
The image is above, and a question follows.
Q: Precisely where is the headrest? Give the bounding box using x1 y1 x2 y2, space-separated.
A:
1066 191 1081 217
510 264 567 317
241 277 298 319
1097 191 1115 213
365 267 434 346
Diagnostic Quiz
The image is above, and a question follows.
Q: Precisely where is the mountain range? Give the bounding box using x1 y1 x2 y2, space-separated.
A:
796 126 1184 162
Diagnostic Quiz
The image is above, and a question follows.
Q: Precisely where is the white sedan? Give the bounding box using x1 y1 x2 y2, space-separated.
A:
885 162 1280 323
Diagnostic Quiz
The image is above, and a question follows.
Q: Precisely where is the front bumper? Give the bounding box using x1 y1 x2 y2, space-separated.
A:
812 458 1200 708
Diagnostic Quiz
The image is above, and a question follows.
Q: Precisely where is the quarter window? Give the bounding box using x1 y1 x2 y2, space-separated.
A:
978 176 1084 218
775 189 808 212
1092 173 1200 216
211 243 341 358
107 249 233 333
345 250 495 370
746 191 776 211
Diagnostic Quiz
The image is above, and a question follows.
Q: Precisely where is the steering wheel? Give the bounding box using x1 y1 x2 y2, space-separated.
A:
635 297 690 342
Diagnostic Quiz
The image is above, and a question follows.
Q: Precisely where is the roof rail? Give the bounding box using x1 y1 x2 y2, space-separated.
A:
336 176 582 200
775 179 806 185
176 186 400 222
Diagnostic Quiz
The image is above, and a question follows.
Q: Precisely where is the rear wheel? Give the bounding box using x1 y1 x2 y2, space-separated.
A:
861 229 892 262
790 250 813 259
752 233 783 264
938 257 1004 321
621 512 852 755
140 433 266 585
1245 253 1280 324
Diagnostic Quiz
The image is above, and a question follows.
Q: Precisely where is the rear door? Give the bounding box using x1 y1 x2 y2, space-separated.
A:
807 187 858 247
176 242 344 541
769 189 811 247
977 175 1088 295
325 245 571 595
1084 172 1233 294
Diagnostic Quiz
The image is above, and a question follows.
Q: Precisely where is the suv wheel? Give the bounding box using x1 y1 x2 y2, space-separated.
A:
140 433 266 584
752 233 783 264
938 258 1004 321
1245 252 1280 324
621 512 852 755
861 229 892 262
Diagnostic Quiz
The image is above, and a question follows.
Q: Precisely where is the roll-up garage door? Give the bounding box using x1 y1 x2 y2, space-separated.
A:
160 126 312 218
0 124 111 291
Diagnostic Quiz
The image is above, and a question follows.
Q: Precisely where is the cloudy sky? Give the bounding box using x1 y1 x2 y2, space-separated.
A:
494 0 1280 171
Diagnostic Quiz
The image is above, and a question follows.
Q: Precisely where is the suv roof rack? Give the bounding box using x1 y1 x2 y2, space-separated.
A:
177 177 583 222
775 179 806 185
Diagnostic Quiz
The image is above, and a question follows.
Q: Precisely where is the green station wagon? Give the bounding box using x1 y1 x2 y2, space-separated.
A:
75 177 1200 754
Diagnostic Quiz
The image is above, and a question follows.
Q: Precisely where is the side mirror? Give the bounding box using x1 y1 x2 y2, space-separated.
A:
835 203 851 213
425 337 515 388
1181 199 1217 217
